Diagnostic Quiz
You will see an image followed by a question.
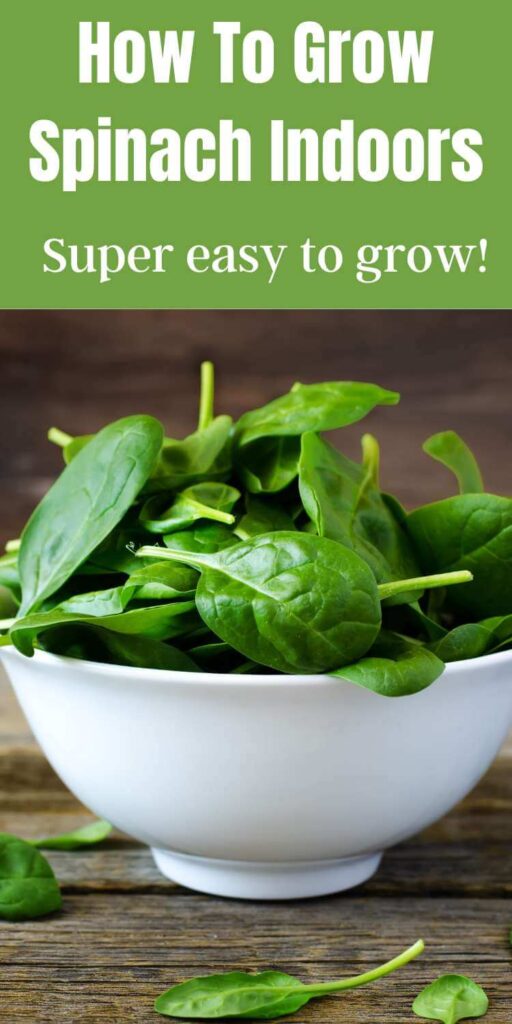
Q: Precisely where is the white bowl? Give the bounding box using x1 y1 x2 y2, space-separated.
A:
2 647 512 901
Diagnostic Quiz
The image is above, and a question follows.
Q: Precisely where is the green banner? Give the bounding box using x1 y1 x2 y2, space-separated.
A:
1 2 510 308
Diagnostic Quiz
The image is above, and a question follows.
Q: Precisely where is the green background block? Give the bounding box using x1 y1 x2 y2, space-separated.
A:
1 1 510 308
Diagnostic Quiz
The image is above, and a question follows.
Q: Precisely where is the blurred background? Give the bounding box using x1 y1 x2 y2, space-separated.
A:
0 309 510 548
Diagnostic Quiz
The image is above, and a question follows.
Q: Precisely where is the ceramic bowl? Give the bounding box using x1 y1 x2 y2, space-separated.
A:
2 646 512 900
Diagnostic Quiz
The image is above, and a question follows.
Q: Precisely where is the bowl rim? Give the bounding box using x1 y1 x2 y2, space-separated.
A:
2 644 512 689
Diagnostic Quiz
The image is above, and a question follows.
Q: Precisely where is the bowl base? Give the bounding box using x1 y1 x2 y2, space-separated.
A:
151 848 382 900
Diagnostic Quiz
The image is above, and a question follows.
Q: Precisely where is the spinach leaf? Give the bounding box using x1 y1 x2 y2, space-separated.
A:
155 939 424 1019
429 615 512 662
423 432 484 495
0 552 21 604
235 495 296 540
163 523 237 555
235 381 400 448
407 494 512 618
139 535 470 675
413 974 489 1023
32 820 112 851
149 417 233 493
54 586 134 617
0 833 62 921
237 436 301 495
9 602 199 657
41 625 198 671
140 483 240 535
19 415 164 616
332 632 445 697
139 532 382 674
299 432 421 597
125 561 198 600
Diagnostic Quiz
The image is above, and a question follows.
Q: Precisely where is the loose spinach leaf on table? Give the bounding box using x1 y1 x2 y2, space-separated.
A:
0 833 62 921
412 974 489 1023
32 819 112 851
332 632 445 698
423 432 484 496
155 940 424 1019
407 494 512 619
18 416 164 616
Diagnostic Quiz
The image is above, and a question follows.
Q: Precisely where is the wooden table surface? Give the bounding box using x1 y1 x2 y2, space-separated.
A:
0 674 511 1024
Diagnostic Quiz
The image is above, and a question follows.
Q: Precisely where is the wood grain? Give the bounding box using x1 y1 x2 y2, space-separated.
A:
0 678 511 1022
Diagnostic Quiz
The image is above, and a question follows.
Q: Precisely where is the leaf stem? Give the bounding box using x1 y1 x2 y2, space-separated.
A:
5 539 21 553
378 570 473 602
136 546 211 571
198 362 215 432
304 939 424 995
0 618 15 632
361 434 380 489
48 427 73 448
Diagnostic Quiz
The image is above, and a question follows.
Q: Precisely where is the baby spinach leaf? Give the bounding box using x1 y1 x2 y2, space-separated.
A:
407 494 512 618
139 532 382 674
32 819 112 851
235 381 400 448
163 523 237 555
235 495 296 540
0 833 62 921
155 939 424 1019
237 436 301 495
125 561 198 600
0 552 21 604
9 602 199 657
141 484 240 535
299 432 421 597
332 632 445 697
18 415 164 616
423 432 484 495
54 586 134 617
149 417 234 493
429 615 512 662
412 974 489 1023
41 625 199 672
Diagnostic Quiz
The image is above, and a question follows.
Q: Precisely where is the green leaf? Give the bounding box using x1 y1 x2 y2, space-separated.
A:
423 432 484 495
407 494 512 618
163 523 237 555
333 632 445 697
9 602 199 657
235 495 296 540
155 940 424 1019
125 561 199 600
149 416 234 493
18 415 164 615
237 437 301 495
0 833 62 921
141 483 240 535
0 552 21 605
235 381 400 448
413 974 489 1023
299 432 421 598
139 532 382 674
41 626 199 672
32 819 112 851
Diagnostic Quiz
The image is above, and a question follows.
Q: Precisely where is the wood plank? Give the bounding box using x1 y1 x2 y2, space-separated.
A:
0 894 510 1022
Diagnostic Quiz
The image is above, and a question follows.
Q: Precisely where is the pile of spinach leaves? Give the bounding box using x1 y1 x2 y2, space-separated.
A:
1 365 510 697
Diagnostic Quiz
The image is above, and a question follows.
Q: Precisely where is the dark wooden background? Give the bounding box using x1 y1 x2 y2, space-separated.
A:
1 310 511 546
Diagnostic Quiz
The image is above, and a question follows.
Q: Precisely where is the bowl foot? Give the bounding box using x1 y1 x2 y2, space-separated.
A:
151 848 382 900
